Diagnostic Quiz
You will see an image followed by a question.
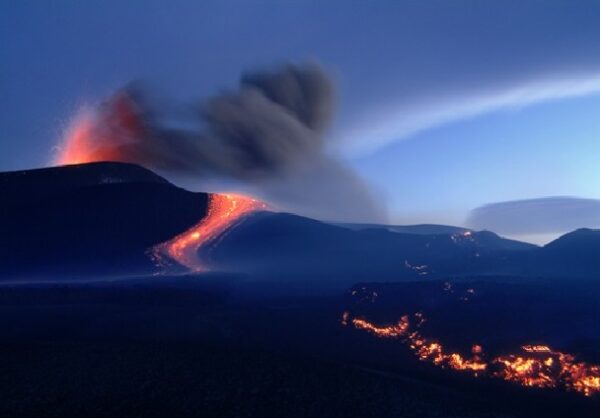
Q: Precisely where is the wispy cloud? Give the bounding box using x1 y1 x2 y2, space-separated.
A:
339 71 600 156
466 196 600 235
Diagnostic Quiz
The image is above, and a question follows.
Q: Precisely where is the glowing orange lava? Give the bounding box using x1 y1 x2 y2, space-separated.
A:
57 106 267 272
342 311 600 396
349 315 410 338
55 112 111 165
151 193 266 271
55 96 142 166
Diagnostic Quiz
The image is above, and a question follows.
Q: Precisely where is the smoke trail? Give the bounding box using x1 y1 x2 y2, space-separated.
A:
57 63 385 223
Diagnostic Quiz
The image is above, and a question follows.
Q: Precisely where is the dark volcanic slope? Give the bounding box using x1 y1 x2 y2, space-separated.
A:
337 222 472 236
0 277 596 418
533 228 600 277
206 212 538 288
0 162 208 277
0 161 168 209
208 212 600 286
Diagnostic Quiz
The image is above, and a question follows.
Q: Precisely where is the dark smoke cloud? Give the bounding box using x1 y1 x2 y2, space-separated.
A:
466 196 600 235
71 63 385 223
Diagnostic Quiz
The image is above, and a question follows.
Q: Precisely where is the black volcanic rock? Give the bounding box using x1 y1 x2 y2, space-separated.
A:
0 162 208 278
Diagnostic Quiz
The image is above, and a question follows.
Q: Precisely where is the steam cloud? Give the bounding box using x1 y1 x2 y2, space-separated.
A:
62 63 385 223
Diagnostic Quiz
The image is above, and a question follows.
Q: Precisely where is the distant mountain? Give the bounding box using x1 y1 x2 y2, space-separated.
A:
335 222 471 236
534 228 600 277
544 228 600 253
336 222 537 251
469 230 537 251
206 212 538 287
0 162 207 277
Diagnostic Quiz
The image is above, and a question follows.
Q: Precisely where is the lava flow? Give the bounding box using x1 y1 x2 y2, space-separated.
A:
56 106 267 272
151 193 266 271
342 311 600 396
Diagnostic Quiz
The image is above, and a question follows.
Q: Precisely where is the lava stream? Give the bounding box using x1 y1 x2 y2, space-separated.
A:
152 193 266 271
342 311 600 396
56 108 267 272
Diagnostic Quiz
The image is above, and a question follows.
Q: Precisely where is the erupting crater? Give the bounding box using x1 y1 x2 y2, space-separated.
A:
56 109 267 272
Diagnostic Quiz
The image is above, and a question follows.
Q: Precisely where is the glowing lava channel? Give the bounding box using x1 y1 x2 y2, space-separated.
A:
342 311 600 396
151 193 266 271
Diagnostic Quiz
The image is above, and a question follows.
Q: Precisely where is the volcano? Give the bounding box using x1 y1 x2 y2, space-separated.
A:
0 162 207 277
2 162 600 417
1 162 599 284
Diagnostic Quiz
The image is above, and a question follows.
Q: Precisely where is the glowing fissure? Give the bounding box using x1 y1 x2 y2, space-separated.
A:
342 311 600 396
151 193 266 271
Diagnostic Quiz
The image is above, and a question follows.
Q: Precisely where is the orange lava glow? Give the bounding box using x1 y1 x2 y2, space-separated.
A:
55 112 114 165
342 311 600 396
56 104 267 272
350 315 410 338
151 193 266 271
55 96 142 166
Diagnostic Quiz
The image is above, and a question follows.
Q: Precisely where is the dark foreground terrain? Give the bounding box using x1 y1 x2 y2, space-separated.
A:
1 275 599 418
2 162 600 416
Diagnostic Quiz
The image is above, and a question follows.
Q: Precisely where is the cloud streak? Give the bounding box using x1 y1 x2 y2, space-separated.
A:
466 196 600 235
340 71 600 156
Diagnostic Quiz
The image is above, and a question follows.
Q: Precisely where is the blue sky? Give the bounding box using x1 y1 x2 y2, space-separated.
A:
357 93 600 223
2 1 600 242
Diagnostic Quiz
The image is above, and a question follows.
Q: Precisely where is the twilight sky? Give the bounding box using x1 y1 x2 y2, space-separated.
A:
2 1 600 243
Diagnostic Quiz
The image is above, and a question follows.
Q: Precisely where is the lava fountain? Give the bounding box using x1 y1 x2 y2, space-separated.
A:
55 108 267 272
55 99 141 166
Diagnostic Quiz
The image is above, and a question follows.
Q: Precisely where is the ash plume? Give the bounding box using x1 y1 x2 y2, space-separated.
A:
58 63 385 223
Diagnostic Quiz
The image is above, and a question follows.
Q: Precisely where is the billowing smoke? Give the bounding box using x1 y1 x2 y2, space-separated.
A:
58 63 385 223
